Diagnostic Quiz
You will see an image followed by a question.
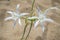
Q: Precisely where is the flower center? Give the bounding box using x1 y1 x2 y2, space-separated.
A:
39 15 45 22
13 13 20 18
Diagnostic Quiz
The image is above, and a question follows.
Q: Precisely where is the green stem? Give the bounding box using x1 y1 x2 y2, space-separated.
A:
31 0 35 16
31 0 35 11
21 23 28 40
21 19 28 40
24 0 35 40
25 21 33 40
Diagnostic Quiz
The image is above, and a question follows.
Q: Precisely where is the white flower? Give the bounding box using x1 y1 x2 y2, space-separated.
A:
5 4 29 26
34 7 60 32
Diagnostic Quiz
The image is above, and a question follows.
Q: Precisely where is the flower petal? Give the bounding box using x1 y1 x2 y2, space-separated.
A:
20 13 29 16
18 19 22 25
13 21 17 27
16 4 20 13
44 18 60 25
16 4 20 9
5 17 13 21
40 23 45 32
36 7 42 17
44 18 54 23
34 20 40 28
13 19 18 27
7 11 13 15
44 7 59 15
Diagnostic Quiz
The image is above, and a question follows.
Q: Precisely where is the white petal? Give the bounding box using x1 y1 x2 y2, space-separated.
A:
5 17 13 21
7 11 13 15
13 19 18 27
20 13 29 16
36 7 42 17
16 4 20 13
44 7 59 15
16 4 20 9
34 20 40 28
44 18 60 25
13 21 17 27
36 7 42 14
40 23 45 32
18 19 22 25
44 18 54 23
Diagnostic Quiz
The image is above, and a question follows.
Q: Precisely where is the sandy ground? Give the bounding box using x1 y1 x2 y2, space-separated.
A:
0 0 60 40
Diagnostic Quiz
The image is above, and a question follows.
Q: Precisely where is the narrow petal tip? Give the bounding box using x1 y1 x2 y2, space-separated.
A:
34 20 40 28
16 4 20 9
7 11 13 14
18 19 22 26
4 17 13 21
20 13 29 16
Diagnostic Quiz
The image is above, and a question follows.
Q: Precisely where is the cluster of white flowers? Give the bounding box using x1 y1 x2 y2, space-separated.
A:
5 4 60 32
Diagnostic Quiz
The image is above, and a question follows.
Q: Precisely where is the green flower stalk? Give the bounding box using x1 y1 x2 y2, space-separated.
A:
25 21 33 40
30 0 35 16
25 0 35 40
21 19 28 40
21 0 35 40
